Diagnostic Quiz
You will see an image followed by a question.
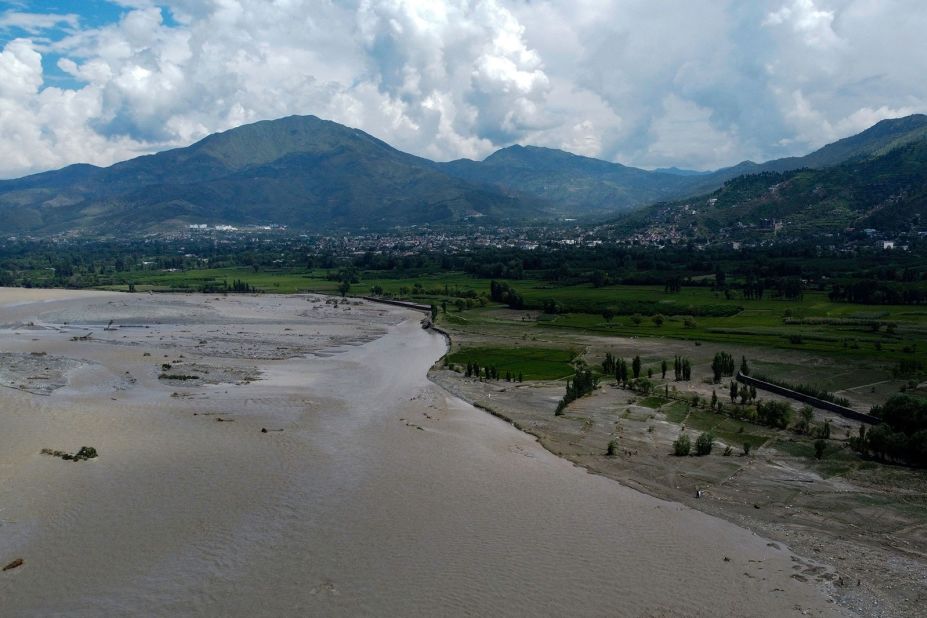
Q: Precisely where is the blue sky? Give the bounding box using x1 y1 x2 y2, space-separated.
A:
0 0 925 179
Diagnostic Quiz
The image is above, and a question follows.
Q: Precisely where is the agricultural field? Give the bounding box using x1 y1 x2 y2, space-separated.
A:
445 346 576 381
106 266 927 388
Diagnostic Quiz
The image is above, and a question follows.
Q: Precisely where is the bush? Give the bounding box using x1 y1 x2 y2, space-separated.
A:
673 434 691 456
756 400 793 429
695 432 715 456
606 439 619 457
857 394 927 466
742 442 752 456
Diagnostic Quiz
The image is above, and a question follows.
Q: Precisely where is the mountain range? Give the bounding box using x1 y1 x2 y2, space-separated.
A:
0 112 925 235
617 133 927 239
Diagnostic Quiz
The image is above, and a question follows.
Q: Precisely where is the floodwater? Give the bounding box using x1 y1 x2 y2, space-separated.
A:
0 291 842 616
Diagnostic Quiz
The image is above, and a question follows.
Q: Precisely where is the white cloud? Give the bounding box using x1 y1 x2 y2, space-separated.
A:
0 11 79 34
764 0 841 49
0 0 924 178
638 94 741 170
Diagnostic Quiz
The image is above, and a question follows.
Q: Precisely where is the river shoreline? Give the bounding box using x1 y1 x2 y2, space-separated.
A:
428 322 923 617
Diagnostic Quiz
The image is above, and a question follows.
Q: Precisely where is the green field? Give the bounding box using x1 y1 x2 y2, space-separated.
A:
445 346 577 381
101 266 926 371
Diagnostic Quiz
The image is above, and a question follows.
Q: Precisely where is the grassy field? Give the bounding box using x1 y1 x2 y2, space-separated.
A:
445 346 577 381
103 266 927 371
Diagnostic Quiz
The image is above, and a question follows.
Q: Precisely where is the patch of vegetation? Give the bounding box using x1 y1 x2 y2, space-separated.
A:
756 400 793 429
638 395 669 409
663 401 690 423
159 373 200 381
695 432 715 456
555 369 598 415
447 346 575 381
853 395 927 466
673 434 691 456
41 446 98 461
606 439 620 457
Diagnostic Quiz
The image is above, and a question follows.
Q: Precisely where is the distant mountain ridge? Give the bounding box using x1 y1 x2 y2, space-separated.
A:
437 114 927 214
437 145 697 214
0 116 545 233
0 112 925 235
615 124 927 238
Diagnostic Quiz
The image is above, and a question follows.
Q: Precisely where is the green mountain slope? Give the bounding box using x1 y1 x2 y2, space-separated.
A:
1 113 925 235
438 145 695 214
437 115 927 217
617 135 927 239
0 115 544 234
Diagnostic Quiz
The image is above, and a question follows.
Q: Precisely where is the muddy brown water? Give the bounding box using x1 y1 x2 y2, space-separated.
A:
0 291 843 616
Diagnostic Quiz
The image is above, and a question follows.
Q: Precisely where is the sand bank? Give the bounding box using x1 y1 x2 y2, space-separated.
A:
0 289 844 616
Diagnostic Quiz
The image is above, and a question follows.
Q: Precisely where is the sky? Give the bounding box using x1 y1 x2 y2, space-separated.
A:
0 0 925 179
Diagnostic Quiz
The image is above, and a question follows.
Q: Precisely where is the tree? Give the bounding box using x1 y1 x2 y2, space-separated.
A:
652 313 665 327
602 307 615 322
799 405 814 434
740 356 750 376
606 438 619 457
555 369 599 415
430 304 438 321
632 355 642 379
814 439 827 459
631 314 643 326
337 281 351 297
711 352 735 383
602 352 617 375
695 432 714 456
730 380 738 403
661 359 667 379
673 434 691 456
616 358 629 386
756 400 793 429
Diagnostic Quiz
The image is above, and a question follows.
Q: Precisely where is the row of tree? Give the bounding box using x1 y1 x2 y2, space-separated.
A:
673 356 692 381
554 370 598 416
710 352 735 383
464 362 523 383
729 381 757 405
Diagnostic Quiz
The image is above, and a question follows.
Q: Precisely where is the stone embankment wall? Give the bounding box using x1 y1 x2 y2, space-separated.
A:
360 297 432 313
736 372 878 424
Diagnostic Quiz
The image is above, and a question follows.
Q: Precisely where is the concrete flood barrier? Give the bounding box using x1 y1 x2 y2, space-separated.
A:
735 372 878 425
361 296 432 313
